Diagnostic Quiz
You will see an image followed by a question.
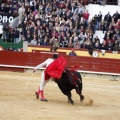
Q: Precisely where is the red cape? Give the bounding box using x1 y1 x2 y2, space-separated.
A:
44 57 67 80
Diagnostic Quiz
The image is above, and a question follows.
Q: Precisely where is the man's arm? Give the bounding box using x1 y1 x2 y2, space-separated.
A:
33 59 49 73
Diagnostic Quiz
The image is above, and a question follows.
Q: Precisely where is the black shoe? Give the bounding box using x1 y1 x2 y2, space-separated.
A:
40 98 48 102
35 92 39 99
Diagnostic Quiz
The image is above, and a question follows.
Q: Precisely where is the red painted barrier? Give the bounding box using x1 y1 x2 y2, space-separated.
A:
0 51 28 66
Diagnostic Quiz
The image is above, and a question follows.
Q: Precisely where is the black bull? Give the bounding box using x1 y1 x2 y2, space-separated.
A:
54 69 84 104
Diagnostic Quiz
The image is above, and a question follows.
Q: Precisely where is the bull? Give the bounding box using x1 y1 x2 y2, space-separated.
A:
54 69 84 105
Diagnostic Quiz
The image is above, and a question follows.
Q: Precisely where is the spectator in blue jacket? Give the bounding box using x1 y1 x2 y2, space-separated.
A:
69 48 77 56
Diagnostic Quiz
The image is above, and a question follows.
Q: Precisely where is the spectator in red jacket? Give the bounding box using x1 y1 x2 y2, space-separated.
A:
83 10 90 20
58 1 66 9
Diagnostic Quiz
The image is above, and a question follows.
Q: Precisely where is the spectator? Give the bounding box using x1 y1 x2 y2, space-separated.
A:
74 39 81 49
68 37 74 48
69 48 77 56
106 40 113 51
98 0 104 5
14 28 20 43
113 43 119 53
97 11 103 30
102 21 109 33
51 39 60 51
91 15 98 33
94 41 101 50
18 5 25 24
31 36 37 45
112 11 120 23
104 12 112 24
2 30 7 42
87 41 94 56
100 40 107 50
83 10 90 25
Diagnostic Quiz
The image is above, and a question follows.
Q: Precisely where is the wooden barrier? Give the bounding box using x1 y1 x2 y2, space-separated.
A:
28 45 120 59
0 51 28 72
0 51 120 75
0 51 28 66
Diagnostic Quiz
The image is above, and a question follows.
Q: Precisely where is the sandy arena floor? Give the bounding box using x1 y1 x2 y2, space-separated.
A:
0 71 120 120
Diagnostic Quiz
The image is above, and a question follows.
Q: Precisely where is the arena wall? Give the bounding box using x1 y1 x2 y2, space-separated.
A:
0 50 120 80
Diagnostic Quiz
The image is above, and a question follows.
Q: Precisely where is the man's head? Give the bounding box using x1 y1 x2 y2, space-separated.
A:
71 48 74 52
53 54 58 59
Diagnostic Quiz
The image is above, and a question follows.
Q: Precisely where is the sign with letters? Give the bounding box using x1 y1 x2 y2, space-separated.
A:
0 15 13 24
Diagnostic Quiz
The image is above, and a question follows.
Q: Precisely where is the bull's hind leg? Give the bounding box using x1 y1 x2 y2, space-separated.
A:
67 92 74 105
75 87 84 102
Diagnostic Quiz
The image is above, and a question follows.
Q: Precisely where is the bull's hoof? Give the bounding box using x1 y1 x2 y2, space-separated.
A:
68 99 74 105
35 92 39 99
71 100 74 105
80 95 85 102
40 98 48 102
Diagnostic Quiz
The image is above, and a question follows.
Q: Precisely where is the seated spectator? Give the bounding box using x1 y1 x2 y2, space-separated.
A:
0 46 4 51
30 36 37 45
113 43 119 53
106 40 113 51
68 37 74 48
51 39 60 51
68 48 77 56
7 46 14 51
100 40 107 50
115 19 120 29
74 39 80 49
94 41 101 50
87 41 94 56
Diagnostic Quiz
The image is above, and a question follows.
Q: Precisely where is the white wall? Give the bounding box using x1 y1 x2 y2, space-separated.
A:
86 4 120 21
118 0 120 5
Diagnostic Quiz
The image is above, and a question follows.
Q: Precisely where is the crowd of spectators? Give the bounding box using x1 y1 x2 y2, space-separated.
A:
0 0 120 53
